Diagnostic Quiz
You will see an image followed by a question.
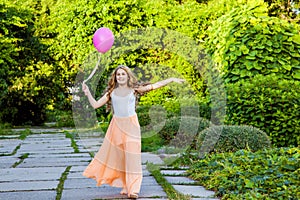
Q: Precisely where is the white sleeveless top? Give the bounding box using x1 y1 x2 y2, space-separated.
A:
111 90 136 117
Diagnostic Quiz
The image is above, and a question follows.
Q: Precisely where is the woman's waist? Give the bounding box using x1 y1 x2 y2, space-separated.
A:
112 112 137 119
112 113 140 128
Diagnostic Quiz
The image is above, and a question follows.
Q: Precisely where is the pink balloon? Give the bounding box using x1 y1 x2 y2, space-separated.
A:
93 27 114 53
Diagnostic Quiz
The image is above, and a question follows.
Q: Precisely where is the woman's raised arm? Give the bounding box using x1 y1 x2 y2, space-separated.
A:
82 83 109 109
136 77 185 93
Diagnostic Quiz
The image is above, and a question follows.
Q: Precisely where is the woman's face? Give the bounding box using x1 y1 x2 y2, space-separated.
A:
115 68 129 86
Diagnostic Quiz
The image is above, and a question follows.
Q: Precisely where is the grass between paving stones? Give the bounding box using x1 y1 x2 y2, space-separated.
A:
11 153 29 168
0 123 13 137
0 143 21 156
65 131 80 153
18 128 32 140
159 167 200 186
147 163 191 200
0 127 31 140
56 166 71 200
0 129 32 156
88 151 95 158
0 129 31 156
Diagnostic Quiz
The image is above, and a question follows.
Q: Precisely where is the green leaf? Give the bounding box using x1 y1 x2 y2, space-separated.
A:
292 34 300 45
292 71 300 79
245 56 256 60
282 65 292 71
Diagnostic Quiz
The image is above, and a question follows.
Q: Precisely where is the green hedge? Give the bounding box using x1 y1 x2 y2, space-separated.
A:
141 131 164 152
196 125 271 155
205 1 300 83
158 116 210 147
188 147 300 200
226 74 300 147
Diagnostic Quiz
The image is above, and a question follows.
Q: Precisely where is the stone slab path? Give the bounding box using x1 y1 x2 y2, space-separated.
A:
0 128 219 200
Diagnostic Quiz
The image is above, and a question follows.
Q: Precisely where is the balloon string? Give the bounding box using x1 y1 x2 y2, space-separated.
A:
83 55 101 84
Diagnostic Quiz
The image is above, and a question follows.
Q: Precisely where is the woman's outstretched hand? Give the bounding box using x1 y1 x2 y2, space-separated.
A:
82 82 89 96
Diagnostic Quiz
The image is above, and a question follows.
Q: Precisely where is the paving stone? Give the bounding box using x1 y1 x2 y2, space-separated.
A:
76 137 103 144
78 143 101 147
18 148 75 154
20 140 68 145
0 191 57 200
140 185 167 198
79 148 99 153
18 139 66 144
164 176 196 184
64 178 98 189
0 132 220 199
69 165 87 172
172 185 216 198
61 187 125 200
160 169 187 176
76 131 103 138
0 135 19 139
17 160 89 168
142 153 164 165
12 128 65 134
21 156 90 163
0 167 65 182
0 163 13 169
141 176 159 185
0 180 58 192
25 137 69 141
24 135 68 140
142 169 151 176
25 134 65 139
19 140 71 147
61 185 166 200
75 148 91 153
28 153 91 158
77 143 102 149
137 198 168 200
17 148 75 155
0 157 19 168
67 171 85 179
19 142 73 151
67 167 155 183
0 139 22 154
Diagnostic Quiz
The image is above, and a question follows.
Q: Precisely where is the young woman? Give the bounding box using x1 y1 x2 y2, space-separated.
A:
82 65 184 199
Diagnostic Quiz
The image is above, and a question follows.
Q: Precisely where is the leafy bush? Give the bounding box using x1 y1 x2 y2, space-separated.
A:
159 116 210 147
226 74 300 147
50 110 75 127
196 125 271 155
141 131 164 152
205 1 300 83
188 147 300 200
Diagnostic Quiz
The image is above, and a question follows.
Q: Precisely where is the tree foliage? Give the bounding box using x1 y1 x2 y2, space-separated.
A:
1 0 300 147
0 1 61 125
226 74 300 147
205 1 300 83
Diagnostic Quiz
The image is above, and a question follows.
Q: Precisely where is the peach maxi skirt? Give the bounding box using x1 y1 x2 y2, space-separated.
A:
82 114 142 196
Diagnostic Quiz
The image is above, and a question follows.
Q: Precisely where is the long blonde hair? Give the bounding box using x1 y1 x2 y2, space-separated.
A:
104 65 148 111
